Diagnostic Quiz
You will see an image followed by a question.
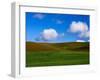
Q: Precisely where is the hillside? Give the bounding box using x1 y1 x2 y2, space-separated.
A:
26 42 89 52
26 42 89 67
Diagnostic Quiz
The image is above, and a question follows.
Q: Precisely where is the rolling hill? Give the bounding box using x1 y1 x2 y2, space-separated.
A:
26 42 89 67
26 42 89 52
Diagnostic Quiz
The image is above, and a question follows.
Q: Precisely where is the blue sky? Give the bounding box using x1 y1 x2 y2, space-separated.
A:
26 12 90 43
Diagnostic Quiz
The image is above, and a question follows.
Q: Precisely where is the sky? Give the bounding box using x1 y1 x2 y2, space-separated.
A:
26 12 90 43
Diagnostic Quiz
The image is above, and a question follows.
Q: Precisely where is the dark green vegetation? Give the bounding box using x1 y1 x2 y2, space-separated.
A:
26 42 89 67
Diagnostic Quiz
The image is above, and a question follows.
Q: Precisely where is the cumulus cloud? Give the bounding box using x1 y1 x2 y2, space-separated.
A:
42 28 58 40
69 21 88 32
69 21 89 38
34 28 65 42
79 31 90 38
33 13 45 19
76 40 85 42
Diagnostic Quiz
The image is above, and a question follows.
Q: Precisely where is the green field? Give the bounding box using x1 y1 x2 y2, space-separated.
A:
26 42 89 67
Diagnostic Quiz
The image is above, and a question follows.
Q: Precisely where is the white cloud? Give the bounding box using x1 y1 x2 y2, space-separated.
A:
69 21 89 38
79 31 89 38
42 28 58 40
76 40 85 42
33 13 45 19
69 21 88 33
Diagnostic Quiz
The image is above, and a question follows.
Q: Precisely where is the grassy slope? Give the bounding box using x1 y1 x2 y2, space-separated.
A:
26 42 89 67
